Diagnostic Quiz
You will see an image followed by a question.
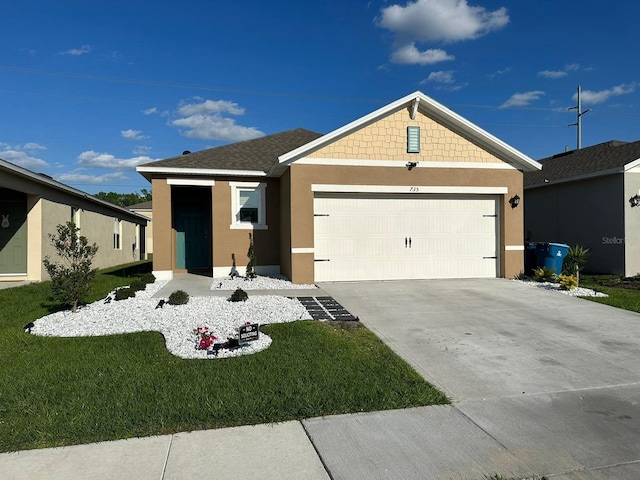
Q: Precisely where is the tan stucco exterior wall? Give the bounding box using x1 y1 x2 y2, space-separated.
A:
287 164 524 284
308 107 503 163
151 178 173 275
210 178 280 272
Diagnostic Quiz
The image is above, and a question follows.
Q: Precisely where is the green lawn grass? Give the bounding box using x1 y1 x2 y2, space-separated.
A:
579 275 640 314
0 262 448 452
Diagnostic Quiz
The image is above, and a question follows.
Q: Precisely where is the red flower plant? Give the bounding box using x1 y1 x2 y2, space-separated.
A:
194 325 217 350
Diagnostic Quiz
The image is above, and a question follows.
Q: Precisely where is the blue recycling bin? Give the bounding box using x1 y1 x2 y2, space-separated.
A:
525 243 537 275
536 242 570 274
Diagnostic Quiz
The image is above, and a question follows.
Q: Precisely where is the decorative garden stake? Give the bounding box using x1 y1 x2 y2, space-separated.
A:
246 233 257 279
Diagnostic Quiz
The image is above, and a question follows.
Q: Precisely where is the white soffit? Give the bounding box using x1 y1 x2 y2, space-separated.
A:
275 91 541 173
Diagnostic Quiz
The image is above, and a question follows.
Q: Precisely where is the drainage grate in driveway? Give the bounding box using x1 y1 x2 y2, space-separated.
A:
295 297 359 322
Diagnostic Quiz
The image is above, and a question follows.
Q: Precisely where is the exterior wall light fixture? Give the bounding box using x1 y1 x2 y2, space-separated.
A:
406 161 418 171
509 194 521 209
629 194 640 207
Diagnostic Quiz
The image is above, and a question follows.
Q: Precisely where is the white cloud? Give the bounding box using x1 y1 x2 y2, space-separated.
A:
170 98 264 141
378 0 508 67
378 0 509 43
420 71 467 91
538 70 567 79
133 146 152 155
423 70 456 83
143 107 158 115
171 115 264 142
500 91 545 109
58 45 91 56
77 151 155 169
0 149 48 169
485 67 511 80
56 172 128 185
578 83 637 105
538 63 582 79
391 44 454 65
178 98 245 116
0 143 48 169
121 129 147 140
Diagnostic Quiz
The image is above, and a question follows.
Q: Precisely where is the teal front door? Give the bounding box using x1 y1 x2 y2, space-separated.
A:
175 205 211 270
0 192 28 275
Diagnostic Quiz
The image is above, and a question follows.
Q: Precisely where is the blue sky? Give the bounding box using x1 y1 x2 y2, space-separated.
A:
2 0 639 194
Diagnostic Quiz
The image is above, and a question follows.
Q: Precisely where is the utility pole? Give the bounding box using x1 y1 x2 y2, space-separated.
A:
568 85 591 149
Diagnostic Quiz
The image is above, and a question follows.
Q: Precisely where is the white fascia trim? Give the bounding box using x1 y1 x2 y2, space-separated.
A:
291 247 314 254
623 157 640 171
505 245 525 251
276 91 540 172
312 184 508 195
167 178 216 186
296 158 515 170
137 166 266 177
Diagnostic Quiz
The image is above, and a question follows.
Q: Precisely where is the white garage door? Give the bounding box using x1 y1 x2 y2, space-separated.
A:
313 193 499 282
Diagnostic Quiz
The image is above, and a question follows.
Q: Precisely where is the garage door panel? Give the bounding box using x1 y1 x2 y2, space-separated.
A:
313 194 499 282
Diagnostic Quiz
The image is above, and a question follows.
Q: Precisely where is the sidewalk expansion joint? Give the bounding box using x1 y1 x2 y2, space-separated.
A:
160 434 174 480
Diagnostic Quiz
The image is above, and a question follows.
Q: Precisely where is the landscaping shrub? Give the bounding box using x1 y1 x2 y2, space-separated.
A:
513 270 528 280
229 287 248 302
114 287 136 301
43 221 99 312
533 266 556 282
563 244 590 285
558 274 578 290
140 272 156 285
168 289 189 305
129 279 146 292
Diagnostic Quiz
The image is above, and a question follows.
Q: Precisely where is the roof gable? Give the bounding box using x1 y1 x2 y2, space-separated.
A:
524 140 640 188
137 128 322 180
272 91 540 175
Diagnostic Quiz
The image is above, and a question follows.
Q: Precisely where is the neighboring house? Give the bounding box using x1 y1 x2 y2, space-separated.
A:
128 200 153 260
0 159 149 283
136 91 541 284
524 140 640 276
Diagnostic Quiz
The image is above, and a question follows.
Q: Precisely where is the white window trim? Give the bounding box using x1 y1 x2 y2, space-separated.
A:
113 218 122 250
230 181 268 230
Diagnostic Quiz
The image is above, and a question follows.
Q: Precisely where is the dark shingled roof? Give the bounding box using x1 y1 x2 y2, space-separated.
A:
141 128 323 173
524 140 640 188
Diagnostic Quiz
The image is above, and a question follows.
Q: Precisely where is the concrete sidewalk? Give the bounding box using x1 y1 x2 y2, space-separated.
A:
0 422 330 480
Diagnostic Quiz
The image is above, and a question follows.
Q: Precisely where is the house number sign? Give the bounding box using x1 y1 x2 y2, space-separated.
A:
409 187 419 192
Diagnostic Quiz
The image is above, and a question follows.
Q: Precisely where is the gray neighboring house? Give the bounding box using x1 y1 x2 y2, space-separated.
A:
128 200 153 260
0 158 149 284
524 140 640 276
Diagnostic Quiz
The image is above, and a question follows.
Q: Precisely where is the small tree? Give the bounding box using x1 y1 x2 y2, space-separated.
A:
564 244 590 285
246 233 257 279
43 222 99 312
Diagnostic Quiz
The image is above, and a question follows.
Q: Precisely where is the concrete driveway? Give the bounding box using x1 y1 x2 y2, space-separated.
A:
305 279 640 479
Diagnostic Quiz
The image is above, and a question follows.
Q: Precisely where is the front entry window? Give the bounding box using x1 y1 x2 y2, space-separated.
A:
230 182 267 229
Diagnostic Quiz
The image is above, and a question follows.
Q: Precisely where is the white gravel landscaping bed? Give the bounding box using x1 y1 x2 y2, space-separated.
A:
211 274 317 290
31 280 311 359
514 280 608 297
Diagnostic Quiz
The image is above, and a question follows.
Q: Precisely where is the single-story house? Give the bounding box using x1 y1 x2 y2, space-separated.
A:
128 200 153 260
0 159 149 283
524 140 640 276
136 91 541 284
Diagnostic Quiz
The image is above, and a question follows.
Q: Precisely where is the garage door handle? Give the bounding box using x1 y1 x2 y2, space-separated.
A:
483 214 497 218
314 259 330 262
405 237 408 248
483 256 497 259
409 237 412 248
